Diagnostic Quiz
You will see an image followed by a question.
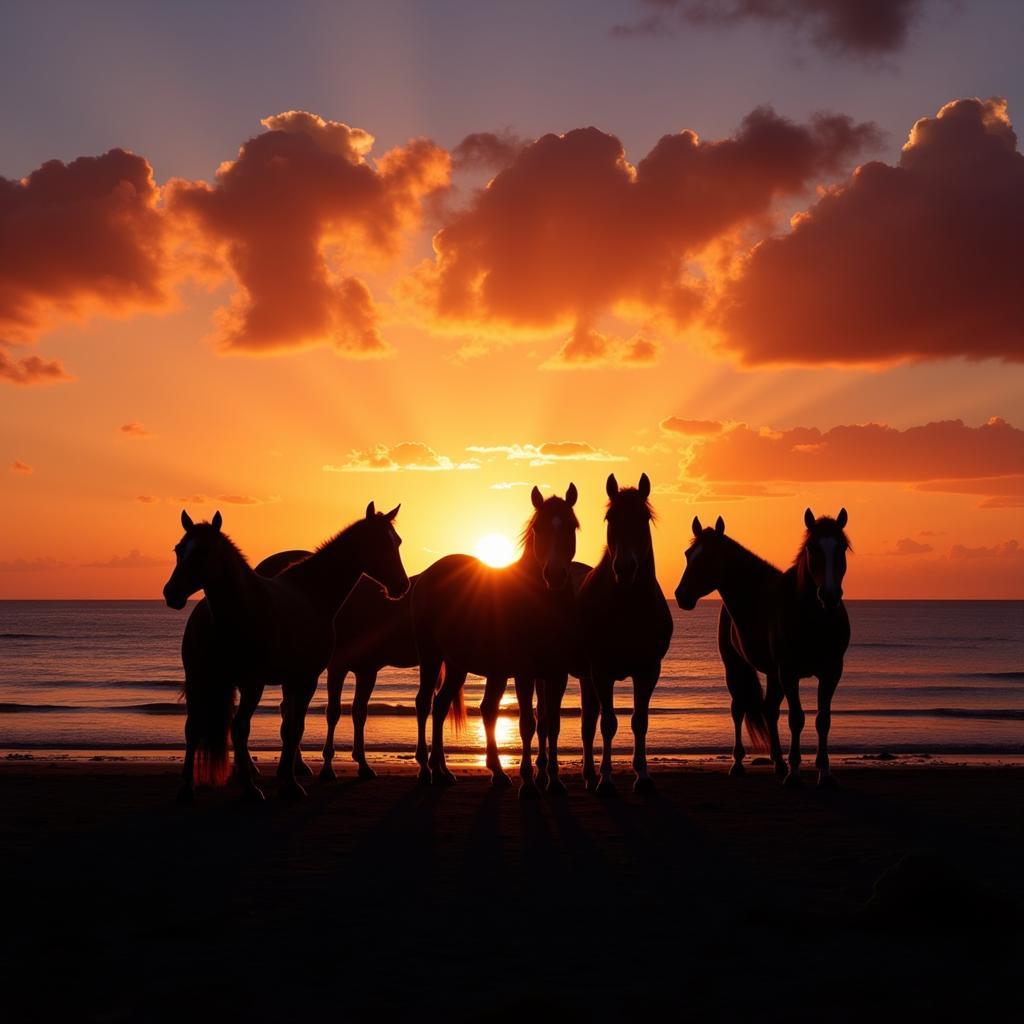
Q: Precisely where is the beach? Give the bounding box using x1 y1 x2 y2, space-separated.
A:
3 761 1021 1022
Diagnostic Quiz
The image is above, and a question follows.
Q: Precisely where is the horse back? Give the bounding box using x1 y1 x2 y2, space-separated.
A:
331 574 418 672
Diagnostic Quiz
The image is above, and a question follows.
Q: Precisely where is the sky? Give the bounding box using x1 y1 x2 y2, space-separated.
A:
2 0 1023 599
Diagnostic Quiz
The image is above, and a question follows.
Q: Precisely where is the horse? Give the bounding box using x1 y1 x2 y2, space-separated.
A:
253 546 418 781
162 503 409 802
673 509 851 787
411 485 580 798
577 474 673 796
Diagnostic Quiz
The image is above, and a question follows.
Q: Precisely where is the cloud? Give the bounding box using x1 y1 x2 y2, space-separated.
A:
135 495 158 504
216 493 281 505
83 549 167 569
0 350 72 387
616 1 924 55
490 481 533 490
167 111 450 356
452 131 527 171
715 98 1024 366
685 418 1024 485
661 417 724 436
10 460 32 474
950 539 1023 561
324 441 479 473
541 325 659 369
913 475 1024 510
120 422 153 438
419 107 877 354
886 537 934 556
0 556 65 572
467 441 626 466
0 148 169 346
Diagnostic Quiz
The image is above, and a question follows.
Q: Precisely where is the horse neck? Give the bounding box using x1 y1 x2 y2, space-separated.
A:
286 527 366 612
714 542 779 628
203 541 259 623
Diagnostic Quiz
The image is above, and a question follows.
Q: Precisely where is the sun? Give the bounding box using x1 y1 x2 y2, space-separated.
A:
474 532 517 568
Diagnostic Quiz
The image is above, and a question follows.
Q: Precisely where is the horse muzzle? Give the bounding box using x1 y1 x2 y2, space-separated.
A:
163 584 187 611
542 566 570 591
674 586 697 611
817 587 843 610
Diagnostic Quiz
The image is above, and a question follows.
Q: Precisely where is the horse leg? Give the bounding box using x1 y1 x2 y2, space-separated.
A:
535 678 549 791
277 677 317 799
815 666 843 788
320 666 347 781
515 675 540 800
631 666 659 796
352 670 378 780
780 673 805 788
179 712 197 804
543 672 569 796
480 675 511 788
415 653 442 785
429 667 465 786
765 671 787 777
232 683 265 800
580 673 599 792
595 673 618 797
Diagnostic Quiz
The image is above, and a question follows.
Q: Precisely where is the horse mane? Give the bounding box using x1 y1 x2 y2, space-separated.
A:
518 498 580 550
606 488 656 523
279 518 364 580
689 530 780 579
196 526 251 569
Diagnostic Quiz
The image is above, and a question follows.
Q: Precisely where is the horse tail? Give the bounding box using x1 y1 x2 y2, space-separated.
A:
434 662 467 734
184 673 235 786
741 675 770 752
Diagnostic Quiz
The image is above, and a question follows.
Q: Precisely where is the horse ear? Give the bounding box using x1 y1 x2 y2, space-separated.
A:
211 510 222 532
836 507 848 529
386 503 401 521
715 516 725 535
606 474 618 499
691 516 702 538
565 483 578 507
804 507 815 530
181 510 194 531
530 486 544 510
638 473 651 498
366 501 376 519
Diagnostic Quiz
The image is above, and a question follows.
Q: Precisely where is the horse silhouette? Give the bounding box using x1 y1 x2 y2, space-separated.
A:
674 509 851 787
411 485 580 797
163 504 409 802
577 474 673 795
254 550 419 783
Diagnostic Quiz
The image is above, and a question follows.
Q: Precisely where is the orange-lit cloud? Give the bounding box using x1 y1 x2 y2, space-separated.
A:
467 441 625 465
0 349 72 387
912 476 1024 510
0 149 168 345
421 108 877 356
82 549 167 569
615 0 924 55
715 98 1024 366
324 441 480 472
661 417 724 435
120 422 153 438
135 495 158 504
886 537 934 556
0 556 66 572
542 325 658 369
950 539 1023 561
167 111 450 356
10 460 32 474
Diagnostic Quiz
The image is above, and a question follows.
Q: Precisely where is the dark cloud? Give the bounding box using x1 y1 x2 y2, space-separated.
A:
0 349 72 387
10 460 32 474
452 131 527 171
886 537 934 556
120 422 153 438
83 549 167 569
950 539 1022 561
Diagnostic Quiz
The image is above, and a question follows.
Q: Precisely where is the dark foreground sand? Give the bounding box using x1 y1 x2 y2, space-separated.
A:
2 763 1021 1022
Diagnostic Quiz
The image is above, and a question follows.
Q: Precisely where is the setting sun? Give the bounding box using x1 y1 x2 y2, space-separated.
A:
474 533 517 567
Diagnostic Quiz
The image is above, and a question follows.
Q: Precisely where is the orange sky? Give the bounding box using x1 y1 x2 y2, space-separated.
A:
2 6 1023 599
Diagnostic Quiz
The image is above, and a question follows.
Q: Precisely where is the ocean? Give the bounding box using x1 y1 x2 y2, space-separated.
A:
1 600 1021 766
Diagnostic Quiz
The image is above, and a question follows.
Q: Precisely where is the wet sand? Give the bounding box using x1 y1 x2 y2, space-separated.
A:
2 762 1021 1022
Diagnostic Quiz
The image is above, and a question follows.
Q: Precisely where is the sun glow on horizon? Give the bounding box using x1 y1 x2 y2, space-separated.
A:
474 532 517 567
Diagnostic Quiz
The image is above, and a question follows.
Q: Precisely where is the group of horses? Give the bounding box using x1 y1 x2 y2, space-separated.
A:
162 476 851 803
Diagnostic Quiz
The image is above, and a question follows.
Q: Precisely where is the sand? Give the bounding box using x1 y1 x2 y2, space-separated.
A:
2 762 1021 1022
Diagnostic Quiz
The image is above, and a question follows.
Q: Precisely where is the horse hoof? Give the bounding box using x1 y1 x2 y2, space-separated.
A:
431 769 457 787
584 776 598 793
491 771 512 789
728 762 746 778
774 761 788 777
519 781 541 801
633 776 656 796
546 776 568 797
357 763 377 781
596 778 618 799
817 772 840 790
176 785 195 805
783 771 802 789
319 765 337 782
278 780 307 800
241 784 265 802
294 759 314 778
417 768 431 786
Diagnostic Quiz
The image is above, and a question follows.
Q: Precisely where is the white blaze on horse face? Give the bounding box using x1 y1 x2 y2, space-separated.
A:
819 537 838 594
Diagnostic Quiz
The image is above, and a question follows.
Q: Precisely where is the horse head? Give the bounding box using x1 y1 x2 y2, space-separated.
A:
357 501 410 600
527 484 579 590
163 509 226 610
674 514 726 611
605 473 655 588
800 507 850 609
